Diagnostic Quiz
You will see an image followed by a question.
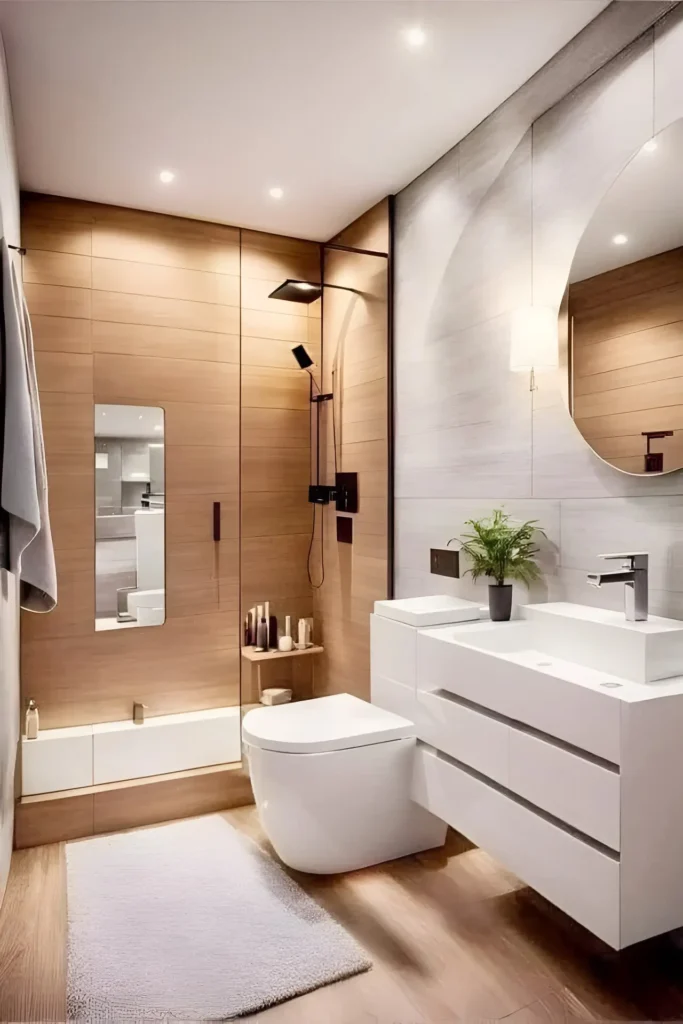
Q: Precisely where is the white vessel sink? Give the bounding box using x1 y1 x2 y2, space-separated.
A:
521 602 683 684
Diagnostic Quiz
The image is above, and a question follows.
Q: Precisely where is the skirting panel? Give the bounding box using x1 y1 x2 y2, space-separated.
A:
14 763 253 849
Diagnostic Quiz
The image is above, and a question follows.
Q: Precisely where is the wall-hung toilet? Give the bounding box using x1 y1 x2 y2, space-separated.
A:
243 693 447 874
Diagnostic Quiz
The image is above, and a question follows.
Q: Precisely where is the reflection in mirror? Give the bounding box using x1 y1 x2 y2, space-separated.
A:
567 119 683 475
94 404 165 630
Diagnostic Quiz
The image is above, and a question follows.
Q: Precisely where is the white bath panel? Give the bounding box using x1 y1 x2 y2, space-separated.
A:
93 707 242 785
22 724 94 795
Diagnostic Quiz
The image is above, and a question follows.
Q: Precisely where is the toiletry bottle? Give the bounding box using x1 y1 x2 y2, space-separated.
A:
255 617 268 652
278 614 293 652
265 602 270 648
269 614 278 649
25 699 39 740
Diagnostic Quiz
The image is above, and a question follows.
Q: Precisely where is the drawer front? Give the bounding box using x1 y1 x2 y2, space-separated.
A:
508 729 620 851
370 614 416 688
418 631 621 764
418 690 508 787
411 745 620 948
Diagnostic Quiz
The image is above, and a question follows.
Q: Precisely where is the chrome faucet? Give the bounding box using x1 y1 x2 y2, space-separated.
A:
586 553 649 621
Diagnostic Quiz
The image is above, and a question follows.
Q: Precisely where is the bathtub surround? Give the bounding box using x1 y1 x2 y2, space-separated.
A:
394 2 683 618
65 816 370 1019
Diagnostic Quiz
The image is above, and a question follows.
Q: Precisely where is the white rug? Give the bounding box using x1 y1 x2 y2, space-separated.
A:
66 815 371 1020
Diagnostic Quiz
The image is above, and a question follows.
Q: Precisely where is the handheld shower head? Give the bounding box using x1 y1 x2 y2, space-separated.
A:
292 345 314 370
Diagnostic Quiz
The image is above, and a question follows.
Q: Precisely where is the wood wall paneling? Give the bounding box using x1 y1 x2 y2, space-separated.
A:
313 200 390 701
21 191 385 757
238 230 319 705
21 194 241 729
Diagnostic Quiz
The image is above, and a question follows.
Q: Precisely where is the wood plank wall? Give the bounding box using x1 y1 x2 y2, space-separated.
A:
20 193 317 728
313 200 390 699
571 247 683 473
239 232 320 703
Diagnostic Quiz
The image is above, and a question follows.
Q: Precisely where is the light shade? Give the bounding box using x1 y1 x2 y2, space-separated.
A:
509 306 558 372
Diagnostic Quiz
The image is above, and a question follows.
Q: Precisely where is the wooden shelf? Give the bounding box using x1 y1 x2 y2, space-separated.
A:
241 645 323 663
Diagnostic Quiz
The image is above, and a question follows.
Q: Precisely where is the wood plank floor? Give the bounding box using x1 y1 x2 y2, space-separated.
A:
2 806 683 1022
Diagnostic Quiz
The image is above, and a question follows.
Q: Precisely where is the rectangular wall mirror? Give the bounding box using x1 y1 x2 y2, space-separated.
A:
94 404 165 631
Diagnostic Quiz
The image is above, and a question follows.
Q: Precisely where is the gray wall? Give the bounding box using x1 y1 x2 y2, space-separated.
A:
394 1 683 618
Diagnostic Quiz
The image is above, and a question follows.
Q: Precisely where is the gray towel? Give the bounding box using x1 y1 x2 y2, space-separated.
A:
0 238 57 611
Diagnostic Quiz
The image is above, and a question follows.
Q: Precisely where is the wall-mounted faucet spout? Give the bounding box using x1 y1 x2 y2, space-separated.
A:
586 553 649 622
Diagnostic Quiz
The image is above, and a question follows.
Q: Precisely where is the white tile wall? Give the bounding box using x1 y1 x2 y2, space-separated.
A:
394 4 683 613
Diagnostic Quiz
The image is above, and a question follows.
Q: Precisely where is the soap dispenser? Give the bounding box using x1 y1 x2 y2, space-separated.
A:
25 699 39 740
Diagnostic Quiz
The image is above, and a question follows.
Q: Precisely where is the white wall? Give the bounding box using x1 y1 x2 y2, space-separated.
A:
394 3 683 617
0 32 21 905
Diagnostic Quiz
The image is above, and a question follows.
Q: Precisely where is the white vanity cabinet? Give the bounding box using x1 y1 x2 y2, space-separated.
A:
371 600 683 950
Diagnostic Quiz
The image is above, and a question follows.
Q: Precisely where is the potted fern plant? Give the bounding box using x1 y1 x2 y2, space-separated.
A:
457 509 544 621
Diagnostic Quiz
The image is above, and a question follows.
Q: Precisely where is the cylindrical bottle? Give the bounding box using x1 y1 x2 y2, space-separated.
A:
255 617 268 652
25 699 39 740
284 615 292 638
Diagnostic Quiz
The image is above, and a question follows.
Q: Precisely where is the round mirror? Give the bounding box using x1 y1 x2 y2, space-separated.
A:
567 119 683 475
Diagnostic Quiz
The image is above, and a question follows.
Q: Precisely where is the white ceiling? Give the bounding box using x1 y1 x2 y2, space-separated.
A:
570 117 683 282
0 0 607 241
96 405 164 440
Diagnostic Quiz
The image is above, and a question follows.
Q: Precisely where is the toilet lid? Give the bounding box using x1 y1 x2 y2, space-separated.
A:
242 693 415 754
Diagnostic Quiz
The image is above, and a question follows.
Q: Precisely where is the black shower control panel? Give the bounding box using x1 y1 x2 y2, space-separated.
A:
430 548 460 579
335 472 358 514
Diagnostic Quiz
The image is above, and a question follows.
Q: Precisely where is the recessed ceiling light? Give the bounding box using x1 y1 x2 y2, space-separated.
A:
269 187 284 199
403 26 426 48
643 139 658 153
159 170 175 184
612 233 628 245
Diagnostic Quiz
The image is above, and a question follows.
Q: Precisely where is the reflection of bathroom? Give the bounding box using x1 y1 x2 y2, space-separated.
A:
95 404 166 630
7 3 683 1021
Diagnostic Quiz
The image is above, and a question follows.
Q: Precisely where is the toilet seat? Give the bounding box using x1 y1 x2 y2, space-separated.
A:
242 692 414 754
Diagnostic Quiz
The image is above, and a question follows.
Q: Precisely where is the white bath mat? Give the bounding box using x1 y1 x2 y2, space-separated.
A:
66 815 371 1020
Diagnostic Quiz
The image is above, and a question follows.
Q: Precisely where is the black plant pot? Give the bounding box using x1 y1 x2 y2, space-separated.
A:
489 583 513 622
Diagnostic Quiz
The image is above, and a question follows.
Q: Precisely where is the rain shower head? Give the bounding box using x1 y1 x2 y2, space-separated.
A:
269 279 322 303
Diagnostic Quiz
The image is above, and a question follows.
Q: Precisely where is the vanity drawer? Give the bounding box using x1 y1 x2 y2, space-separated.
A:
418 631 621 764
418 689 508 787
508 729 620 852
411 745 620 947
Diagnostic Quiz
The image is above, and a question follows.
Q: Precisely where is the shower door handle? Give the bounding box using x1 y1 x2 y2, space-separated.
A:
213 501 221 542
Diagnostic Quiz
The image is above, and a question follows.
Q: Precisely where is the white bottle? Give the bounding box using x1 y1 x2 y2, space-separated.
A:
25 699 39 740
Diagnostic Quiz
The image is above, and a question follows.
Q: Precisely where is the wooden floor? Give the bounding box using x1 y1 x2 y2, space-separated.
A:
2 808 683 1023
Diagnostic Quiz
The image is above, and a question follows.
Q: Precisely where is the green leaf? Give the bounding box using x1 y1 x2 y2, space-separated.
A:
456 509 545 588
